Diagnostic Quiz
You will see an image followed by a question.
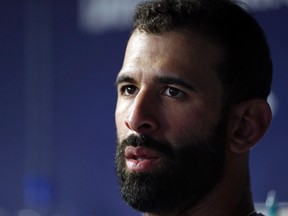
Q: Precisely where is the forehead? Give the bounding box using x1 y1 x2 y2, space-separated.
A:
119 30 224 91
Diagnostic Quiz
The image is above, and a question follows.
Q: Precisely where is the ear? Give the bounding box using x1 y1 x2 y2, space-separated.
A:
227 99 272 154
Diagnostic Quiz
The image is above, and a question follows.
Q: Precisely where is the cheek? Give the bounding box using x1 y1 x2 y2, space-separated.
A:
115 102 128 138
115 99 126 121
165 105 220 140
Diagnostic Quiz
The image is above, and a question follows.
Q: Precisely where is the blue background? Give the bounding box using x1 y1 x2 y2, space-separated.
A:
0 0 287 215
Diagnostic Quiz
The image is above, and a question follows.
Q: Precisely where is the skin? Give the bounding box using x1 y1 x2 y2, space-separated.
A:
115 29 272 216
116 30 224 145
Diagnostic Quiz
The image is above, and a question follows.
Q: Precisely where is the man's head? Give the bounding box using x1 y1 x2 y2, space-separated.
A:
115 0 272 214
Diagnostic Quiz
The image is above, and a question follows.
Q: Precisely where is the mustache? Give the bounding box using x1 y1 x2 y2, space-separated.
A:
119 134 174 158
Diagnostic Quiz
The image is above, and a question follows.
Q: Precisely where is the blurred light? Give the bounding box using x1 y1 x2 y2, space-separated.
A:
18 209 42 216
79 0 141 33
268 91 279 117
240 0 288 11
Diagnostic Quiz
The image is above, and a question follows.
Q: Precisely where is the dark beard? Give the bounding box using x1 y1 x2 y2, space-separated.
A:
115 116 227 214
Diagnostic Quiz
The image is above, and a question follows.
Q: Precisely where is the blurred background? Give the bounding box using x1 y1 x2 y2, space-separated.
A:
0 0 287 215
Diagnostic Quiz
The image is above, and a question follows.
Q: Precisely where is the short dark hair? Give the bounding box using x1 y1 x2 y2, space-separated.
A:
132 0 273 105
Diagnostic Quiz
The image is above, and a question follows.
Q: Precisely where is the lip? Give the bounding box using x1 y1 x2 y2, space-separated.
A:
124 146 161 172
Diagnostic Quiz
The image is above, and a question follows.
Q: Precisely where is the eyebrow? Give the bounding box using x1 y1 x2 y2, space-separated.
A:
115 74 136 86
154 76 195 91
115 74 195 91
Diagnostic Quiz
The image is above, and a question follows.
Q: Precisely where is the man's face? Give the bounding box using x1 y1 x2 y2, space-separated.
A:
115 30 227 213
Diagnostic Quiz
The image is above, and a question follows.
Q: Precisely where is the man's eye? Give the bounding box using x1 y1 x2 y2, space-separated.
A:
121 85 138 96
163 87 185 98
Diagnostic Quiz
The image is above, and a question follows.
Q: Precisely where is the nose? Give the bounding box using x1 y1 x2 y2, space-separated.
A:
125 90 159 134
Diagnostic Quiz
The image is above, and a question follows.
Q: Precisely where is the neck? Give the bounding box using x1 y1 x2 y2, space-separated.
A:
145 153 255 216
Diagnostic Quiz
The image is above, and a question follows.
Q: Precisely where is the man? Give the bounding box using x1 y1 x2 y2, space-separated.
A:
114 0 272 215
